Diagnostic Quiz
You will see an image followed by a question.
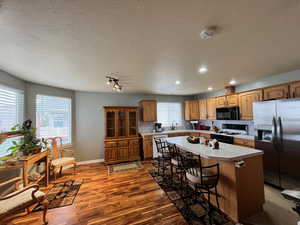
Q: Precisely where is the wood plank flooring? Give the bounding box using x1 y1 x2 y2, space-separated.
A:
2 162 187 225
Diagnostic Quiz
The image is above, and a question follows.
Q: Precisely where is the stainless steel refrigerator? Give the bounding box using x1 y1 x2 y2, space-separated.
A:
253 99 300 189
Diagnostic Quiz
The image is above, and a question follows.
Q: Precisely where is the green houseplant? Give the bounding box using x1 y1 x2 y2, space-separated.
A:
8 119 47 157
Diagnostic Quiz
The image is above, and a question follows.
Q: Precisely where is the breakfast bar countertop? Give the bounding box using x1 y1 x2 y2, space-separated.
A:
166 136 263 161
139 129 255 140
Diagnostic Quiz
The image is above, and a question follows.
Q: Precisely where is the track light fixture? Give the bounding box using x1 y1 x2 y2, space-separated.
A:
106 75 122 92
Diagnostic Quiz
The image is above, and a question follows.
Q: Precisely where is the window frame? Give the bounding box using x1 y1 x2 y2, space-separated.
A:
156 102 183 127
36 94 72 146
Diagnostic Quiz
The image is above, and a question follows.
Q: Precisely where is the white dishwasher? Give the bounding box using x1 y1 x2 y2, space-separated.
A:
152 134 168 158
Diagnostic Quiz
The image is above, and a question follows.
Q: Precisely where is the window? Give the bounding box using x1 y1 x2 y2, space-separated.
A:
157 102 183 126
0 85 24 156
36 95 72 145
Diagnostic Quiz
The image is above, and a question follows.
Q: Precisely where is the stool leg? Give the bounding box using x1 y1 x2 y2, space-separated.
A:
207 190 213 225
215 186 220 209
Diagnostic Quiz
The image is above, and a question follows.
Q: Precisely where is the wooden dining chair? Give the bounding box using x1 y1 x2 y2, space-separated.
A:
47 137 76 181
0 174 48 224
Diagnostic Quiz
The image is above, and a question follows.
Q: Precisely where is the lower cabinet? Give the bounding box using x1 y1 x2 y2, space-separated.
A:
143 136 153 159
105 138 140 164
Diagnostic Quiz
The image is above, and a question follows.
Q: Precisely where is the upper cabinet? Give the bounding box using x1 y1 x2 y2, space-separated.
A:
190 100 199 120
198 99 207 120
184 101 191 120
290 81 300 98
263 84 289 100
216 94 238 108
104 107 138 138
239 90 262 120
206 98 216 120
184 101 199 120
140 100 157 122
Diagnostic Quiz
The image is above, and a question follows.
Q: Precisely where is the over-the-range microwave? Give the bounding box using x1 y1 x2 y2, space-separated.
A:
216 107 240 120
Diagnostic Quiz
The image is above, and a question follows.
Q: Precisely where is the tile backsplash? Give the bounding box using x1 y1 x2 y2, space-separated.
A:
139 121 192 133
198 120 255 135
138 120 254 136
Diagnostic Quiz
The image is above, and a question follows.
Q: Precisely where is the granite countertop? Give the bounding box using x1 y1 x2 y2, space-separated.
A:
139 129 255 140
166 136 262 161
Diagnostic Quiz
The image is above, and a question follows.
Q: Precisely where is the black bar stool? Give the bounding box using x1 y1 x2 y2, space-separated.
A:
153 137 171 179
168 143 185 188
185 155 220 225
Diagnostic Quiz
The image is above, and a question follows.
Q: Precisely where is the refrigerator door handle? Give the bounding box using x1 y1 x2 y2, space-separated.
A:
277 116 283 150
272 116 277 145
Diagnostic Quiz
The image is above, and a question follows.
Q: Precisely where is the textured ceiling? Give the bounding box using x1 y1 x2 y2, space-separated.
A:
0 0 300 95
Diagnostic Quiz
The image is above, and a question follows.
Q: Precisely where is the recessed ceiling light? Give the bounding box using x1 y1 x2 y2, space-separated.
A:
208 86 213 91
198 66 208 74
229 80 236 85
175 80 181 85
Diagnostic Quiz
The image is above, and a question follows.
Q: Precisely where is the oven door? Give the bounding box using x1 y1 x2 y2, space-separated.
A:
216 107 239 120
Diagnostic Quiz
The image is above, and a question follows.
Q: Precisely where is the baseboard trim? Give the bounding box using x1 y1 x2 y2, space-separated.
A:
63 159 104 170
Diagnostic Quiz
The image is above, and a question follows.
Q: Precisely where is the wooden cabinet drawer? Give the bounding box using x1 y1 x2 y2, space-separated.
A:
105 141 118 148
234 138 254 148
190 132 200 137
118 140 128 147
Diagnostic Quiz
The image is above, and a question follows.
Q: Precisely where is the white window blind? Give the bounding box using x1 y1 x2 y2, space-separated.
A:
0 85 24 157
0 85 24 132
157 102 183 126
36 95 72 145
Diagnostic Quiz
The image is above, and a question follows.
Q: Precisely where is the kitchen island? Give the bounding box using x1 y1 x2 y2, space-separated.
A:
167 136 265 223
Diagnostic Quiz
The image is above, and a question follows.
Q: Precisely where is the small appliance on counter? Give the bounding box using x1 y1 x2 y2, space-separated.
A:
154 123 163 132
209 139 219 149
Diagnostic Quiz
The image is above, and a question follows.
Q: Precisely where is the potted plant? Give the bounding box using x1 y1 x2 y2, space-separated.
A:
8 119 47 157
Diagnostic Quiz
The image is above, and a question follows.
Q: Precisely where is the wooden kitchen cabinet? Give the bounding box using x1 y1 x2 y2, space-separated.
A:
168 132 190 137
239 90 262 120
189 100 199 120
142 136 153 159
290 81 300 98
140 100 157 122
216 95 238 108
226 94 239 107
198 99 207 120
199 133 211 139
263 84 289 100
206 98 216 120
184 101 191 120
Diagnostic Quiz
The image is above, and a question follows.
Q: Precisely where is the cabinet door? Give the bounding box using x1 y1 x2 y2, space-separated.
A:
118 147 129 161
206 98 216 120
263 84 289 100
143 139 153 159
141 100 157 122
129 139 140 160
105 147 118 163
128 110 138 137
216 96 226 108
233 138 255 148
190 100 199 120
105 110 117 138
198 99 207 120
184 101 191 120
226 94 238 107
290 81 300 98
239 90 262 120
118 110 126 138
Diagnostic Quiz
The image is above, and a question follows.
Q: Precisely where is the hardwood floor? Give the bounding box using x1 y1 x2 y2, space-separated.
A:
3 162 187 225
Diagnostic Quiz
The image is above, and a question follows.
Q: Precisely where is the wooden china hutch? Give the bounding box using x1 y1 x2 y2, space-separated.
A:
104 106 140 164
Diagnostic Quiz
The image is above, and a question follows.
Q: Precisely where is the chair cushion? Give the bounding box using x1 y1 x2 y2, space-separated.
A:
186 171 217 186
52 157 75 167
0 187 45 215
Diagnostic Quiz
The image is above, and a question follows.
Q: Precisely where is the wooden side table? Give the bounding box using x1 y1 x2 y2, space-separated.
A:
19 150 49 187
